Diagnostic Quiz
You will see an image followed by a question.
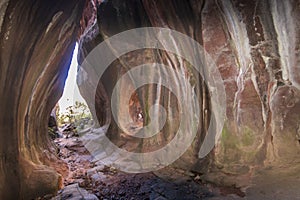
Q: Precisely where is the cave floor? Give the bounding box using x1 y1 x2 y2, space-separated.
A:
245 163 300 200
38 135 243 200
37 133 300 200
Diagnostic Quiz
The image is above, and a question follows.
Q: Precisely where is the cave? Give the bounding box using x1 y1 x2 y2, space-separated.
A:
1 0 300 199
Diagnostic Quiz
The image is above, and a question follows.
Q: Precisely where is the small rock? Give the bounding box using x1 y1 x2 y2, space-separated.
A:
87 165 105 176
118 189 126 196
90 172 106 183
51 183 98 200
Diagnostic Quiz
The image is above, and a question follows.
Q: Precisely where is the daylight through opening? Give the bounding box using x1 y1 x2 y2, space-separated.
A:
48 43 92 140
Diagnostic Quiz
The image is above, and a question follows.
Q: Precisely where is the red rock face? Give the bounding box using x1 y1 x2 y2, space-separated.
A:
78 0 300 186
201 0 300 180
0 0 300 198
0 0 85 199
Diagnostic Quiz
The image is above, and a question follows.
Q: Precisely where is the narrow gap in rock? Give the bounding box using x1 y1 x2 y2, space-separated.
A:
57 43 92 132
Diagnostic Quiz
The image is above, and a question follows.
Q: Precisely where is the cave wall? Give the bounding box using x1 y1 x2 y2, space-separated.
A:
0 0 85 199
78 0 300 186
201 0 300 185
0 0 300 198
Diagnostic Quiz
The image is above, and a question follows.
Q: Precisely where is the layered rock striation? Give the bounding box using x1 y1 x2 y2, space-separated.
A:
78 0 300 186
0 0 85 199
0 0 300 198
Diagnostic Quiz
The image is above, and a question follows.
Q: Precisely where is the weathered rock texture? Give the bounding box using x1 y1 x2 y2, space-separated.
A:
0 0 85 199
0 0 300 198
78 0 300 187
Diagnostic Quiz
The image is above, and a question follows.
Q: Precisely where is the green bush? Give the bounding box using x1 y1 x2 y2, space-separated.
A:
57 101 92 131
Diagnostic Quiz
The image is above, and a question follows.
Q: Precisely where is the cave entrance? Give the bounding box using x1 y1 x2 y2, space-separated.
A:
48 43 93 140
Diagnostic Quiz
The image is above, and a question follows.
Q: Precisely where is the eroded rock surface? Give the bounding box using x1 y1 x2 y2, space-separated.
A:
0 0 85 199
0 0 300 199
77 0 300 189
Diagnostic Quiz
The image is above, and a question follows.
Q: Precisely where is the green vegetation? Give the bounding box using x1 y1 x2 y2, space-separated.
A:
48 127 58 139
241 127 255 146
57 101 92 131
221 125 238 149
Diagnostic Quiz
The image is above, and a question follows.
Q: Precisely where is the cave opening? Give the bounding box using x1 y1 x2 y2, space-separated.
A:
48 43 93 138
2 0 300 199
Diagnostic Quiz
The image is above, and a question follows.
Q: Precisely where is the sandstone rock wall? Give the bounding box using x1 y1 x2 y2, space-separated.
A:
78 0 300 186
0 0 299 198
0 0 85 199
